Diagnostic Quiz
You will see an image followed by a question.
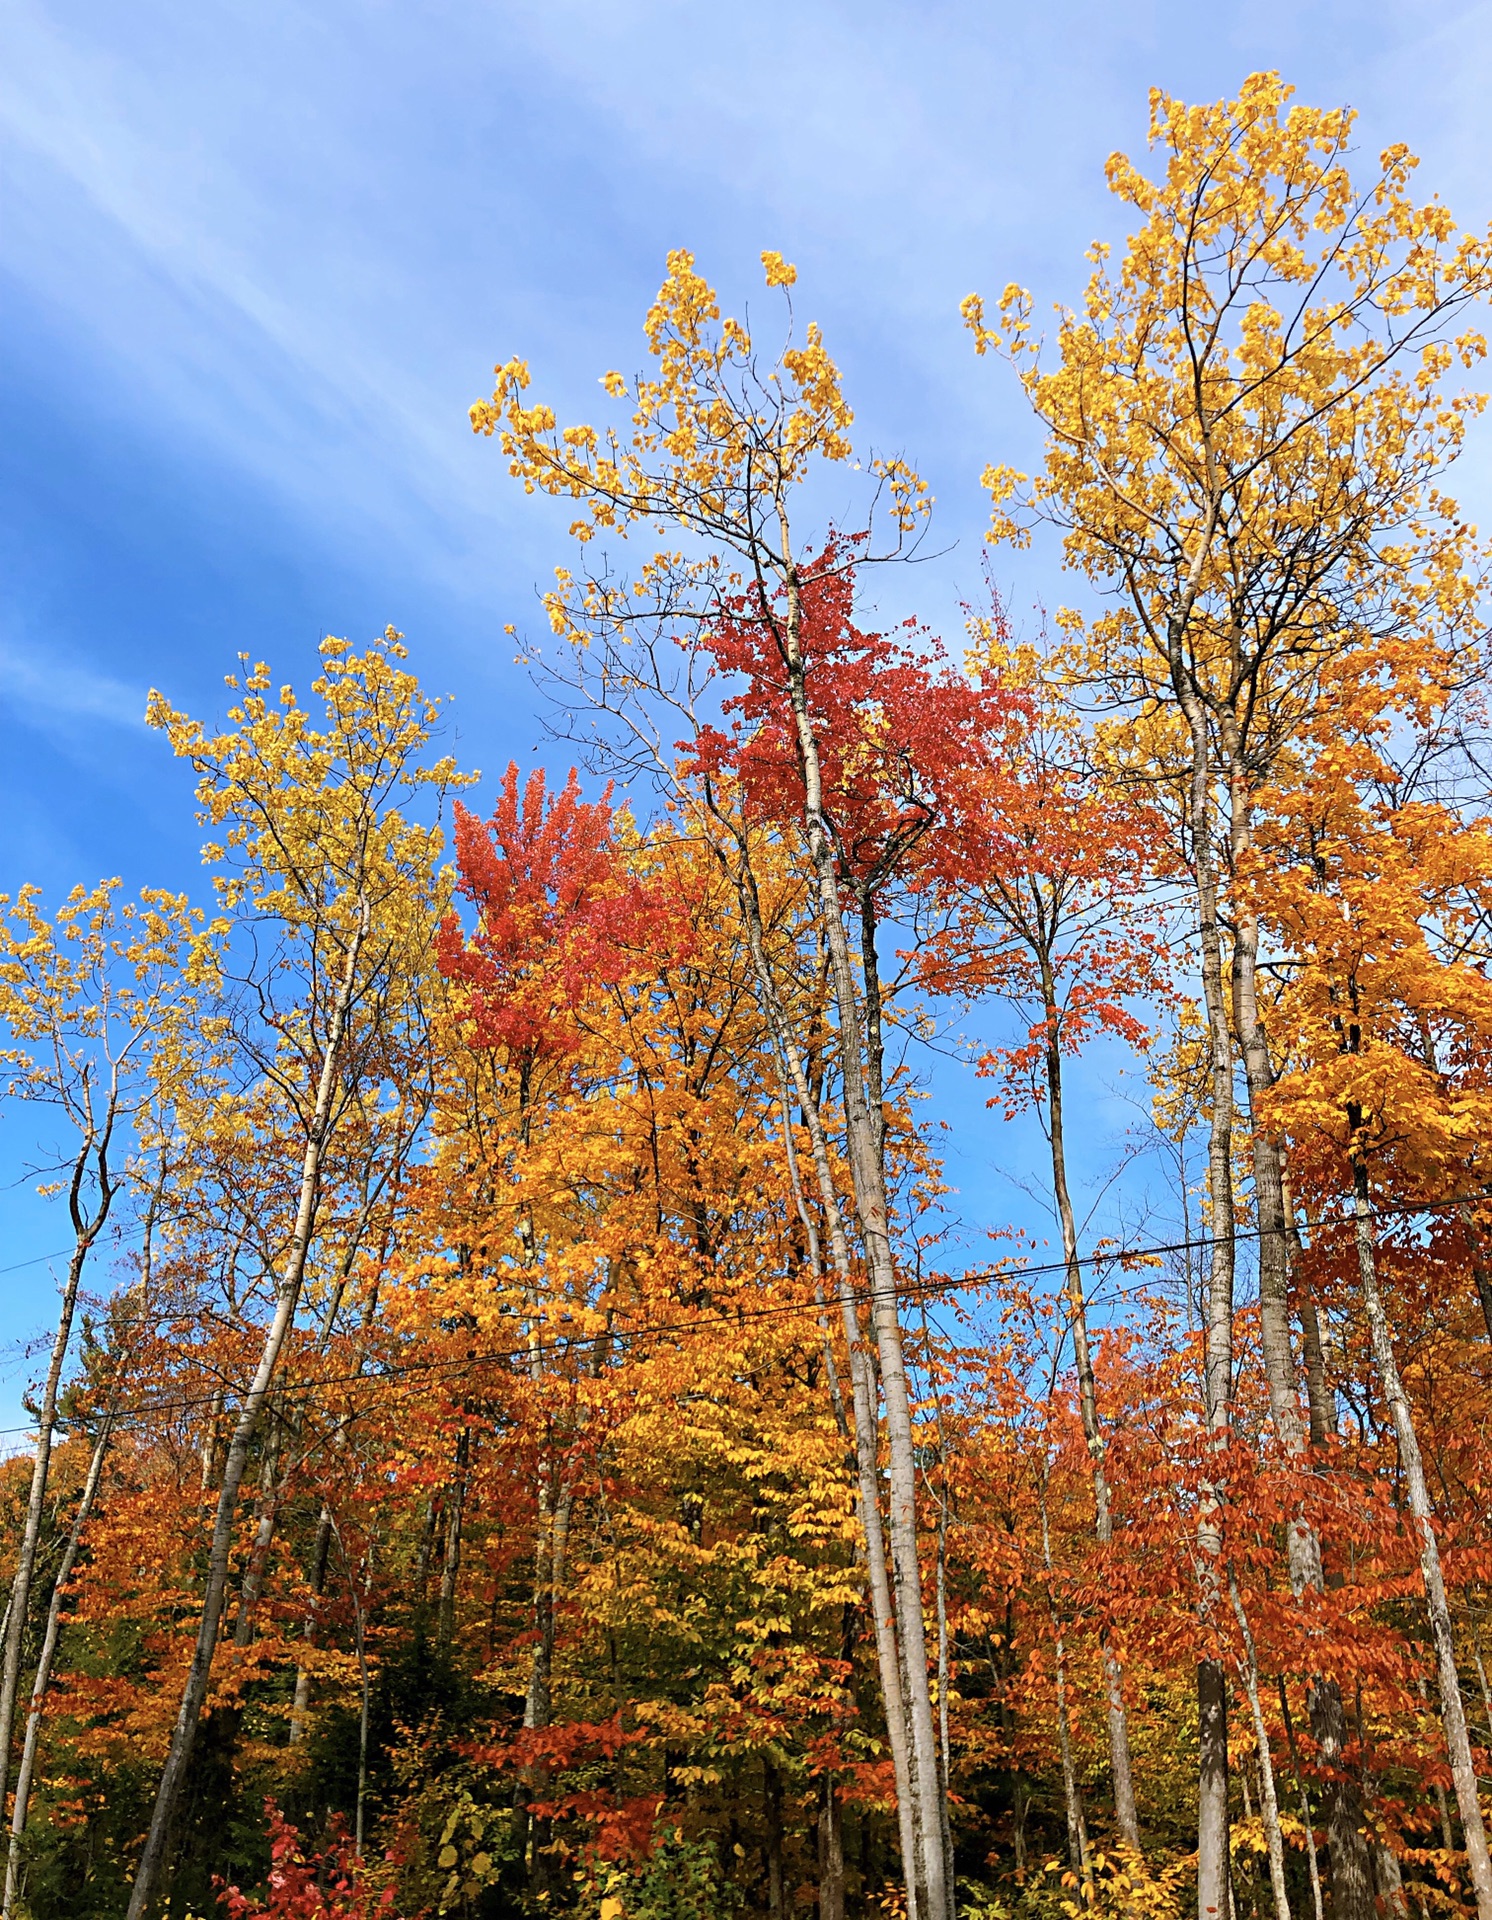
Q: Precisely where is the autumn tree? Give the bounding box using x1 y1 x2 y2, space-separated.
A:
0 883 218 1871
126 632 461 1919
472 250 963 1920
916 622 1168 1854
967 71 1492 1919
1258 754 1492 1904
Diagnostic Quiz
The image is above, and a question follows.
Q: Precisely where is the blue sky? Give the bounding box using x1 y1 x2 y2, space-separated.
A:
3 0 1491 1427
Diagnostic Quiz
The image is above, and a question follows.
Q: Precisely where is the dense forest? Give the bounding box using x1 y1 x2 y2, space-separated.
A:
6 71 1492 1920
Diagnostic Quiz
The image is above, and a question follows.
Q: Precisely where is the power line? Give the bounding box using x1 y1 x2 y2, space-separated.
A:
3 1187 1480 1440
0 1248 72 1277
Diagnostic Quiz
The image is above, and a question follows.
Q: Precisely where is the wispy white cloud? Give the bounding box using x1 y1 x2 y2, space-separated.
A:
0 2 531 595
5 0 1490 611
0 636 144 728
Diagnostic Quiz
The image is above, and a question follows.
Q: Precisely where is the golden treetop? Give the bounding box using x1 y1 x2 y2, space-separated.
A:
145 629 464 940
471 250 929 556
963 71 1492 758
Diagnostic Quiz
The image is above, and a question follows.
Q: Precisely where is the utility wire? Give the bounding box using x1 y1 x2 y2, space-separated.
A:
1 1186 1481 1439
0 1249 73 1277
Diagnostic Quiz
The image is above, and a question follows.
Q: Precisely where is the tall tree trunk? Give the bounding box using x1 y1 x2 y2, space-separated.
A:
199 1391 226 1493
3 1206 157 1915
1277 1681 1324 1920
818 901 944 1920
1350 1156 1492 1920
525 1474 573 1731
1281 1176 1333 1453
1275 1689 1321 1920
1042 981 1141 1851
0 1119 117 1824
522 1447 572 1904
1038 1464 1091 1894
934 1491 956 1900
765 1755 786 1920
1 1412 113 1918
819 1773 845 1920
1170 660 1234 1920
437 1422 471 1651
1228 1571 1292 1920
285 1240 394 1741
230 1409 286 1650
1373 1843 1410 1918
127 905 366 1920
289 1506 333 1744
771 548 947 1920
1196 1660 1230 1920
853 874 949 1917
1229 780 1373 1920
326 1515 373 1856
718 826 922 1908
354 1601 370 1858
